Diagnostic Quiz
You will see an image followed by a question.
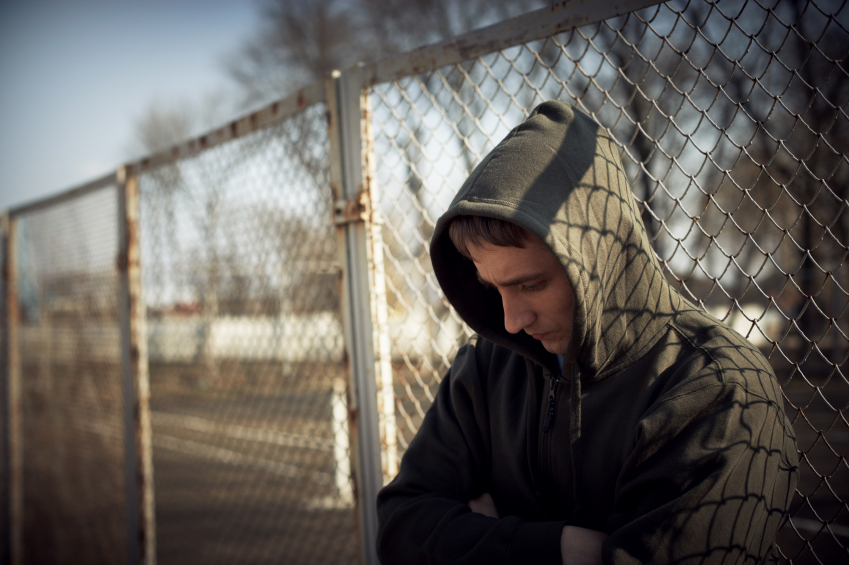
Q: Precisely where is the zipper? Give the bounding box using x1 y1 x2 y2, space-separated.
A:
540 372 559 490
543 374 559 432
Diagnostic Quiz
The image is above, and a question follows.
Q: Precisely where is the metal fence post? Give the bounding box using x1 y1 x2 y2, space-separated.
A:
356 76 398 486
117 169 156 565
2 212 21 565
0 214 4 565
327 65 396 565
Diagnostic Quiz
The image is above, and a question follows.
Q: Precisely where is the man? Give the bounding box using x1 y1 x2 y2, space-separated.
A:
376 101 798 564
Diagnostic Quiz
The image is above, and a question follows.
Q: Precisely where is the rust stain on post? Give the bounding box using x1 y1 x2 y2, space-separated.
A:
334 191 369 225
5 214 22 565
120 174 157 565
330 181 343 204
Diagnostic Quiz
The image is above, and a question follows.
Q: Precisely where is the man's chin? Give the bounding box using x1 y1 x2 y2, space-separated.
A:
541 340 567 356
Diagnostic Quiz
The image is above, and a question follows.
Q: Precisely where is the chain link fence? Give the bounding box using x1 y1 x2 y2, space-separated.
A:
369 0 848 562
6 183 129 564
2 0 848 564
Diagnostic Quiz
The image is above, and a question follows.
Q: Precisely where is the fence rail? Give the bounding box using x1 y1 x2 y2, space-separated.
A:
3 0 847 564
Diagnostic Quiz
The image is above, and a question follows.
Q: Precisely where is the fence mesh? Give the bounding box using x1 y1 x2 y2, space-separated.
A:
13 184 127 564
138 102 357 565
370 0 848 563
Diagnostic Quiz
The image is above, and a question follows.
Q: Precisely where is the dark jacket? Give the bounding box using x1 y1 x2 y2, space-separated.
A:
376 101 799 564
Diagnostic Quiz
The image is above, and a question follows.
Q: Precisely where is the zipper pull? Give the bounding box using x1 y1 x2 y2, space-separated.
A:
543 375 559 432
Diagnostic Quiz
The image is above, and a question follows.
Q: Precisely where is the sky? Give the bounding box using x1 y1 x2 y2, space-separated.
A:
0 0 259 212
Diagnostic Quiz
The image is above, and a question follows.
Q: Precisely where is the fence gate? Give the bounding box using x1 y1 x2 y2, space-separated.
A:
2 175 155 565
133 90 360 565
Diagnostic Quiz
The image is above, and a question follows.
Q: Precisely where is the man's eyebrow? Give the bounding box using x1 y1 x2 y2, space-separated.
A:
476 270 550 288
476 271 493 288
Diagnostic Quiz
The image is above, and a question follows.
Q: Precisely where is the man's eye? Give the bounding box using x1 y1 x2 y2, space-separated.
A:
521 282 544 293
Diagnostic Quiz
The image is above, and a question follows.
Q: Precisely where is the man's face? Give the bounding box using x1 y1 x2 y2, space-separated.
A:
467 234 574 355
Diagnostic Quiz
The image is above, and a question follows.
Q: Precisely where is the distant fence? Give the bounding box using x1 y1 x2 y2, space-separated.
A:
3 0 847 564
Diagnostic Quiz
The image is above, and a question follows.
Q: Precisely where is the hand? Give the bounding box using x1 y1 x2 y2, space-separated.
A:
468 492 499 519
560 525 606 565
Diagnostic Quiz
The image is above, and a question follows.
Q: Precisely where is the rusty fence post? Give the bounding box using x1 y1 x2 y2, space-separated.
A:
2 212 21 565
327 65 396 565
117 169 156 565
0 214 4 565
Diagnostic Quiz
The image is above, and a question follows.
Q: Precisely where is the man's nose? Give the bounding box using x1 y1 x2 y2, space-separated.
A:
503 296 535 334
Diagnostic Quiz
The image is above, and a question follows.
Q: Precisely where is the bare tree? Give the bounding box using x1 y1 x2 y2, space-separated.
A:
130 94 240 385
224 0 548 108
750 0 849 354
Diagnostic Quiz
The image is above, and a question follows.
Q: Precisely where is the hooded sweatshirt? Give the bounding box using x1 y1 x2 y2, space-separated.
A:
376 101 799 564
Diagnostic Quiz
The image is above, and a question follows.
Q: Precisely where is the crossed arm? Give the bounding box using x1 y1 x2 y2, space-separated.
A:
469 493 606 565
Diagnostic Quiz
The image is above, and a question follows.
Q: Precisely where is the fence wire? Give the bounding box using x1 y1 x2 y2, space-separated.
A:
370 0 848 563
138 101 357 565
12 184 127 564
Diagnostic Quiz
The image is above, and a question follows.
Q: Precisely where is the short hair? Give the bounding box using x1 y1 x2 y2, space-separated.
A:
448 215 531 260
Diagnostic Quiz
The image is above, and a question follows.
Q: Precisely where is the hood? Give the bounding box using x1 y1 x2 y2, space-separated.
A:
430 101 682 379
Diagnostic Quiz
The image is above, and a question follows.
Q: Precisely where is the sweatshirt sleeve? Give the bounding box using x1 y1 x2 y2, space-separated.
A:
603 359 799 565
376 343 566 565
